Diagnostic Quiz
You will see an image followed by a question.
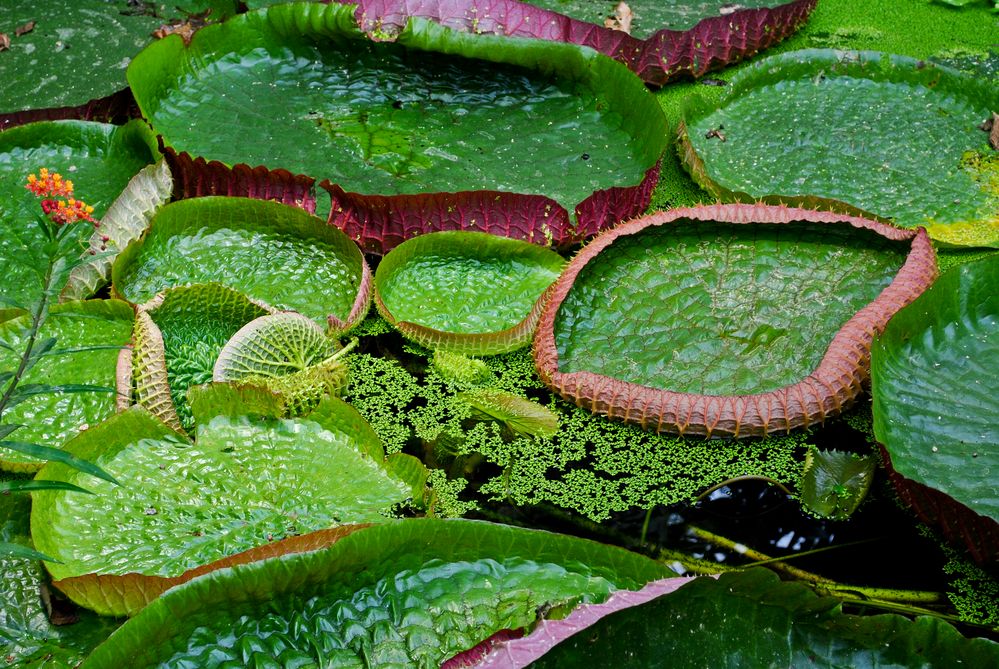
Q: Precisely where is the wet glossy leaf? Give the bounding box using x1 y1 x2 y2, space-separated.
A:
126 2 666 226
491 569 999 668
872 257 999 558
0 120 156 311
375 231 565 354
113 197 372 328
0 0 237 113
32 400 414 615
79 519 673 668
0 493 119 668
536 204 936 437
681 50 999 247
799 448 875 520
346 0 816 85
0 301 134 472
0 440 117 485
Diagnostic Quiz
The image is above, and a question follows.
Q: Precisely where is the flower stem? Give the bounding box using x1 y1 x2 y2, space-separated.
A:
0 257 55 420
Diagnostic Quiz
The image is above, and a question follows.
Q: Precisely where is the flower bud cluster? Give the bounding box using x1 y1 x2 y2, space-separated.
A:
25 168 106 253
25 168 97 226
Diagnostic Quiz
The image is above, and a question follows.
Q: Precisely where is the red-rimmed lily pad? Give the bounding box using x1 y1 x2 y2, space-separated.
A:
112 197 373 330
0 120 157 315
52 526 364 624
872 257 999 563
31 394 419 616
375 231 566 354
341 0 817 86
77 519 673 667
679 49 999 248
534 204 938 438
125 2 667 252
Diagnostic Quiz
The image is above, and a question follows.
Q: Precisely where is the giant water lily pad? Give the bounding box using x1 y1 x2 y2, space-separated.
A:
126 2 666 247
131 283 273 432
482 569 999 667
0 120 156 313
343 0 816 86
0 494 120 666
112 197 372 328
0 1 236 114
78 519 672 667
375 231 566 354
31 397 416 615
535 204 937 438
872 256 999 562
680 49 999 247
0 300 134 472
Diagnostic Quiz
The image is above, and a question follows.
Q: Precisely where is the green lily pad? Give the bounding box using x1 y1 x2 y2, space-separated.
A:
535 204 937 437
113 196 373 328
0 1 237 113
518 569 999 668
680 50 999 247
375 231 566 355
78 519 672 668
0 300 134 472
132 283 273 433
872 256 999 560
0 120 156 313
31 398 415 615
126 2 666 219
0 493 120 668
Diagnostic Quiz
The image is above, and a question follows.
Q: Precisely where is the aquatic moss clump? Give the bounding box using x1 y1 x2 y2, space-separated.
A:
343 317 811 522
475 398 810 522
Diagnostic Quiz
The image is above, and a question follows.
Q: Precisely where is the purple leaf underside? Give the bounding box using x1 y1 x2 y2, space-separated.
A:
451 577 703 668
0 88 138 132
342 0 817 85
323 162 659 255
163 147 318 213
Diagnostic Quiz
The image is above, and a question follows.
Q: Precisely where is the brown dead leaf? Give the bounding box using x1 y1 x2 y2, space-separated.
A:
603 2 633 34
0 33 9 52
152 9 214 45
14 21 35 37
152 21 198 44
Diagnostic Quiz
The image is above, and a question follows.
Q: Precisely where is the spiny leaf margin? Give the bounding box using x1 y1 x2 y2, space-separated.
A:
534 203 937 438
